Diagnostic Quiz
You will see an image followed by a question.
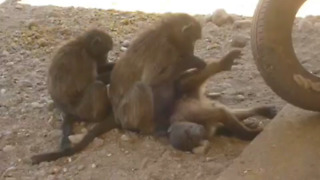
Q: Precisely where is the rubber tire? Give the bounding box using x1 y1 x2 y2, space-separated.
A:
251 0 320 111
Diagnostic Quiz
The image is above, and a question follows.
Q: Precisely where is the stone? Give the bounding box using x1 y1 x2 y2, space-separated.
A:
210 9 234 26
233 20 252 29
3 145 15 152
231 34 249 48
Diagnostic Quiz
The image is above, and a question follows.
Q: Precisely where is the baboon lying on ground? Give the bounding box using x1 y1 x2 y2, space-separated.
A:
168 49 277 151
31 29 118 164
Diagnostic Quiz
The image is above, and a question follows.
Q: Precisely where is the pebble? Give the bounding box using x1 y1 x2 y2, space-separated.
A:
120 47 127 52
202 22 219 34
46 175 56 180
120 134 131 141
21 80 33 87
210 9 234 26
206 92 221 99
236 94 245 101
91 163 97 168
192 140 210 155
31 102 44 108
5 177 17 180
93 137 104 147
231 34 249 48
77 165 85 171
50 166 61 174
15 5 23 10
233 20 252 29
2 50 9 56
1 88 6 94
122 40 130 47
3 145 15 152
68 134 85 144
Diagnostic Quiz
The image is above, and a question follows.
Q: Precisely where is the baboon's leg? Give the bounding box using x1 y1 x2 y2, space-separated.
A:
178 49 241 93
60 113 74 150
75 81 111 122
231 105 277 121
31 82 116 164
172 99 262 141
116 82 154 134
31 116 117 164
213 107 262 140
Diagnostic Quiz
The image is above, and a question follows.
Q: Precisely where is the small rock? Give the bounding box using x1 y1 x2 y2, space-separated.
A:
202 22 218 34
298 19 313 31
122 40 130 47
27 21 39 30
231 34 249 48
236 94 245 101
50 166 61 174
46 175 56 180
21 80 33 87
1 88 6 94
77 165 85 171
38 38 49 47
93 137 104 147
15 5 23 10
6 62 14 66
120 47 127 52
5 177 17 180
3 145 15 152
106 153 112 157
205 157 216 162
210 9 234 26
62 168 67 173
91 163 97 168
233 20 252 29
120 134 131 141
68 134 85 144
31 102 44 108
81 127 88 134
206 92 221 99
2 50 9 56
192 140 210 155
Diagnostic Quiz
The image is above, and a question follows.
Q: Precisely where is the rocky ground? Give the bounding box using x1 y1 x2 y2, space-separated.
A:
1 0 319 179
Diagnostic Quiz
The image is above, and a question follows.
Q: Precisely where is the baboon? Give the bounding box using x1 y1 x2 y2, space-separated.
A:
168 49 277 151
31 29 118 164
109 13 207 136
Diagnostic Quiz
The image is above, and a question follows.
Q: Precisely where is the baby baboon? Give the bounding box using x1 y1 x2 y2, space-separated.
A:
168 49 277 151
109 13 206 135
31 29 118 164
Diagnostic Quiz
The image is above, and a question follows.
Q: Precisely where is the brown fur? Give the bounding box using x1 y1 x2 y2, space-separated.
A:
168 49 277 151
109 13 206 135
31 29 117 164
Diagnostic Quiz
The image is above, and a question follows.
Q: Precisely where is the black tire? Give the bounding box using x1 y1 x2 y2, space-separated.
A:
251 0 320 111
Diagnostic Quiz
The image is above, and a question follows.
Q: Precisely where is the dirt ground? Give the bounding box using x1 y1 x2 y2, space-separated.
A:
1 0 319 179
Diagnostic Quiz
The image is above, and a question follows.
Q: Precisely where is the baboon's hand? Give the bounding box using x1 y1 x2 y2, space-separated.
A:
220 49 242 71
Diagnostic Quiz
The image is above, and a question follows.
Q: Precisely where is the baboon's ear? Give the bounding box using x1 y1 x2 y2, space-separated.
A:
181 23 192 33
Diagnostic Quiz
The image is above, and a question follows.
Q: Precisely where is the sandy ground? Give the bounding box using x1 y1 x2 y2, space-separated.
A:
1 0 319 179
